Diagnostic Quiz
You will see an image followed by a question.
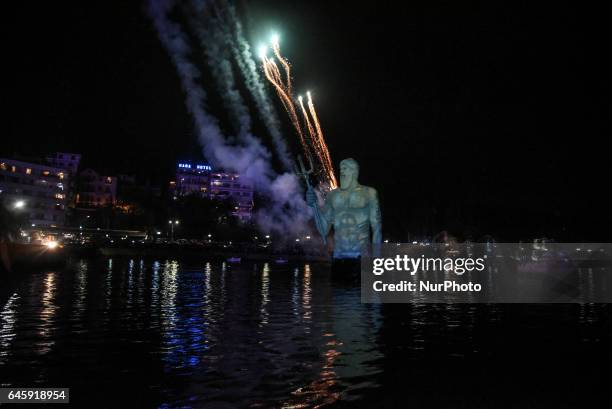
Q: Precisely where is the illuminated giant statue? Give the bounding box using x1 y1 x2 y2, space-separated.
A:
306 158 382 259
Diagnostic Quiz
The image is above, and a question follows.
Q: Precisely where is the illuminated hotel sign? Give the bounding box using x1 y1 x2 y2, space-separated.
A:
178 163 212 171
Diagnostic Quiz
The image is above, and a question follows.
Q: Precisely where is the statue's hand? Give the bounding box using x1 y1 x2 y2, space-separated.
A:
306 188 317 207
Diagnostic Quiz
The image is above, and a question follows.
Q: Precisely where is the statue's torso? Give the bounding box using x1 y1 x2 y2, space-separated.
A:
329 185 372 258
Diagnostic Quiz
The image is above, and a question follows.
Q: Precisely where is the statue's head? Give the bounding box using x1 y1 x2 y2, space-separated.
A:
339 158 359 190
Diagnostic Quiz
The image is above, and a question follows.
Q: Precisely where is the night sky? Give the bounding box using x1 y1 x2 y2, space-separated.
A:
4 1 610 240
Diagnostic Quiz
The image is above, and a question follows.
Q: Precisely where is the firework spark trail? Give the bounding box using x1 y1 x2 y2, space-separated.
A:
260 39 338 189
298 96 316 149
298 95 326 180
261 55 309 154
263 40 303 145
271 35 292 96
307 92 337 189
266 57 282 84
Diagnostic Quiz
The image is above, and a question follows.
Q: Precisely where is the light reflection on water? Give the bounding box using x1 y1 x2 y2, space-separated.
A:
0 258 610 408
72 261 87 330
38 272 57 356
0 293 19 362
303 264 312 322
260 262 270 326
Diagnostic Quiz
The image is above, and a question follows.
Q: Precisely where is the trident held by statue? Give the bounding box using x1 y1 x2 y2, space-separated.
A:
294 154 327 245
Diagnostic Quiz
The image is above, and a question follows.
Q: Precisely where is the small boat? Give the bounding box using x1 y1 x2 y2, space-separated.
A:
1 240 67 271
226 257 241 263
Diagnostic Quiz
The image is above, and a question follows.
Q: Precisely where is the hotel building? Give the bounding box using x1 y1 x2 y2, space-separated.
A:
173 162 254 221
0 158 71 227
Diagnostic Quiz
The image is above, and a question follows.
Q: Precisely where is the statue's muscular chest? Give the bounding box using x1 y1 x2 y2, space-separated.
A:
330 189 368 211
330 189 370 233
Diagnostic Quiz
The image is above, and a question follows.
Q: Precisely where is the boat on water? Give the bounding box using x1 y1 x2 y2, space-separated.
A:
1 239 67 272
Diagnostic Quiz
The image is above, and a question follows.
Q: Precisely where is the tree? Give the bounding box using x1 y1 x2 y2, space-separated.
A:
0 198 27 241
172 194 237 239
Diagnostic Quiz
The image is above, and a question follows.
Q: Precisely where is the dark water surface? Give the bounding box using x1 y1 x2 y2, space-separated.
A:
1 258 611 408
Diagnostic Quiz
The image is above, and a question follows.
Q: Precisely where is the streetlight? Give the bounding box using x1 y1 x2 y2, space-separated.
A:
169 220 180 241
13 200 25 209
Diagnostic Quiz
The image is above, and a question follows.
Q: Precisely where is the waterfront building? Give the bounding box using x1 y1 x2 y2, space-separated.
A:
174 163 212 197
0 158 71 227
76 168 117 207
46 152 81 175
172 162 254 221
209 171 253 221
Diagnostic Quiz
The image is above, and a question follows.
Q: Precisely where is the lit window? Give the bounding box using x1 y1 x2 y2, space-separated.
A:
11 166 16 172
58 172 64 179
25 168 32 175
0 163 5 170
42 171 50 176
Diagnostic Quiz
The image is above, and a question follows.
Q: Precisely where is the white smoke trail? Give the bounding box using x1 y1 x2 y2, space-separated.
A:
219 0 293 171
146 0 310 238
186 0 251 139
